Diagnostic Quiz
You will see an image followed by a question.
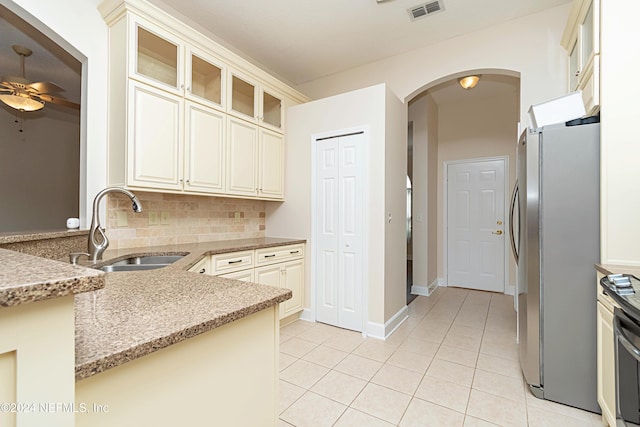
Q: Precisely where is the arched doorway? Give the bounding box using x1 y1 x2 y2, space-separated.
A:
406 71 520 297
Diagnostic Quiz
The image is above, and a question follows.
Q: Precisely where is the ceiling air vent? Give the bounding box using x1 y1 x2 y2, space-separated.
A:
408 0 445 21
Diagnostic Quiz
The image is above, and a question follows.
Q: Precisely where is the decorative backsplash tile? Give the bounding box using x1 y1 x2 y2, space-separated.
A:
105 192 266 249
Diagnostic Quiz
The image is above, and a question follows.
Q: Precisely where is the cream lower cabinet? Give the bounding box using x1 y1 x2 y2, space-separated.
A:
220 268 255 282
255 260 304 319
597 273 617 427
190 244 304 320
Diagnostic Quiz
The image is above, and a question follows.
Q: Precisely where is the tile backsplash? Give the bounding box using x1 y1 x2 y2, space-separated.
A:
106 192 266 249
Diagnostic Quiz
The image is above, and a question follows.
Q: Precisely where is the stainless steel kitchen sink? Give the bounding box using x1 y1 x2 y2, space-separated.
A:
99 254 185 272
110 255 185 266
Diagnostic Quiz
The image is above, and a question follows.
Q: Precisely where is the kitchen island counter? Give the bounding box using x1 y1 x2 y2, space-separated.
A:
75 237 301 380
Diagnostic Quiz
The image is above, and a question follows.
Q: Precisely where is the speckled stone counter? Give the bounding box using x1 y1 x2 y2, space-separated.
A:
0 229 89 260
0 229 88 245
596 264 640 277
0 248 104 308
74 237 302 381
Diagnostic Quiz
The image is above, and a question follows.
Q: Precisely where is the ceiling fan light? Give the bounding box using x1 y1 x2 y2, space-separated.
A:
459 75 480 90
0 94 44 111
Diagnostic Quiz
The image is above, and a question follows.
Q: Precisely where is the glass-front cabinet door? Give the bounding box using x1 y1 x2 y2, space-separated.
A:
261 89 283 131
130 17 183 94
187 48 224 110
580 2 594 70
569 40 580 91
229 72 257 121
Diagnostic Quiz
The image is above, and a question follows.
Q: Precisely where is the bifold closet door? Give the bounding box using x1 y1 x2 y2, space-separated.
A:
315 132 364 332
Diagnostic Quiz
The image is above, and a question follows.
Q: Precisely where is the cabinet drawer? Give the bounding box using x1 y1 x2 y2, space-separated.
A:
189 256 211 275
219 269 255 282
255 244 304 266
211 250 254 274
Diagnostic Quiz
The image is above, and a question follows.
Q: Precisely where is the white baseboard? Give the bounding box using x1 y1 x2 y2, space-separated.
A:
298 308 314 323
412 277 443 296
365 305 408 340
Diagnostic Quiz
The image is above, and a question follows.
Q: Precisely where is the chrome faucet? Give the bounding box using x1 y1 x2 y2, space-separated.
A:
69 187 143 264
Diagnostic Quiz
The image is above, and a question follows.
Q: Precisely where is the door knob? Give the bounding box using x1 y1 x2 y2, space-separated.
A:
492 230 503 235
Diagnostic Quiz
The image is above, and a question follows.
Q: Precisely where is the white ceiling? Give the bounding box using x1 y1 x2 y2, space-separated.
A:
0 0 569 110
149 0 571 86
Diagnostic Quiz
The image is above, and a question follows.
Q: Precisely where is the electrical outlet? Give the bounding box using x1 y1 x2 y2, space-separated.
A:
234 211 241 222
149 211 159 226
161 211 170 225
116 211 128 227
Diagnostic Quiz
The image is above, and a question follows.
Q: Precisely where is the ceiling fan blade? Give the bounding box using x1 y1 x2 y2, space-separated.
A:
35 94 80 110
27 81 65 94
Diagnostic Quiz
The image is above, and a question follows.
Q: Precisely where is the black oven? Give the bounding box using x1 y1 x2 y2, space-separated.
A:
614 306 640 427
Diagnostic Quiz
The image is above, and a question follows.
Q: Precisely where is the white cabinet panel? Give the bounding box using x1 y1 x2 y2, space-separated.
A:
226 117 258 196
184 102 225 193
259 129 284 199
128 82 183 190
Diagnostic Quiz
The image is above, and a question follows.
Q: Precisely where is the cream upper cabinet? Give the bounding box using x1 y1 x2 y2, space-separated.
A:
227 117 284 199
562 0 600 114
185 47 225 111
100 0 309 200
127 81 183 190
226 117 258 197
228 70 284 133
129 17 183 94
258 128 284 199
184 102 226 193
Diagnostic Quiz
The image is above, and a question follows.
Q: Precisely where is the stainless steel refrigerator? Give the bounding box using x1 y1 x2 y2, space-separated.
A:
509 121 600 413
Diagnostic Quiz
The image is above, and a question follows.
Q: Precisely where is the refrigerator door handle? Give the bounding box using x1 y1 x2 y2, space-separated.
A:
509 179 520 265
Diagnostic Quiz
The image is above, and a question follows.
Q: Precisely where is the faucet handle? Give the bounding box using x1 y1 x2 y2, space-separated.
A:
69 252 90 265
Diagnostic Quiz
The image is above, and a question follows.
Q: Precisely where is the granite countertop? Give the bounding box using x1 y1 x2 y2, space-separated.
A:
74 237 303 381
596 264 640 277
0 248 104 308
0 228 89 245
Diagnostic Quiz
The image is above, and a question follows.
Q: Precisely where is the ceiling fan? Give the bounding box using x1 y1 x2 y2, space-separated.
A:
0 44 80 112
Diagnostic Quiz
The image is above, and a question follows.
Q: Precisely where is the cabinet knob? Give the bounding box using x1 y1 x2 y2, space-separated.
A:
574 70 581 77
199 268 206 274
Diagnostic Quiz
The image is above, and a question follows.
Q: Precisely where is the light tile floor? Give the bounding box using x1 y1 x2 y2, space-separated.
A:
278 287 605 427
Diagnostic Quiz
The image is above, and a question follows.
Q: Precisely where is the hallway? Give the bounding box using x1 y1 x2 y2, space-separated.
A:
278 287 603 426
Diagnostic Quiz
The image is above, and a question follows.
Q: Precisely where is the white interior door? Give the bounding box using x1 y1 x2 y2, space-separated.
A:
447 159 505 292
315 132 364 332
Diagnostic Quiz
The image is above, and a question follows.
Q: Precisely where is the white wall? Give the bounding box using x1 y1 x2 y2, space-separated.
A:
296 4 570 129
3 0 109 227
384 85 408 321
600 1 640 265
408 93 439 292
408 96 429 289
266 84 406 332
